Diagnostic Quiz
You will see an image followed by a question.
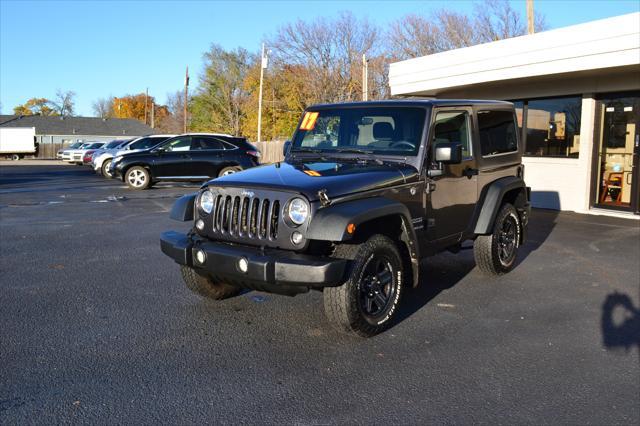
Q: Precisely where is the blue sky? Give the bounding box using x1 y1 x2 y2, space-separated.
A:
1 0 638 116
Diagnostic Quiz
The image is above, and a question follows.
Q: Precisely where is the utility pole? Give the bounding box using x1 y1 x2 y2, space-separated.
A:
144 88 148 125
184 66 189 133
527 0 534 35
151 102 155 129
362 54 369 101
257 43 267 142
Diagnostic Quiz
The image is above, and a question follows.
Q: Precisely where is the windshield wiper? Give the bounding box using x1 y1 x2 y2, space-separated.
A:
290 147 324 154
332 147 383 165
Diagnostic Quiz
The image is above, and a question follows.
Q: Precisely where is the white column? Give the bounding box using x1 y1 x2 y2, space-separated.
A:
577 94 597 213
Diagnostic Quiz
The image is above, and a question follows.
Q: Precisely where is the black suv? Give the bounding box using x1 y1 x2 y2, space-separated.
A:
110 133 260 190
161 100 531 337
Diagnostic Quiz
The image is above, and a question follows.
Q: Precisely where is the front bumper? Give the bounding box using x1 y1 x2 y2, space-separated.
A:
160 231 347 296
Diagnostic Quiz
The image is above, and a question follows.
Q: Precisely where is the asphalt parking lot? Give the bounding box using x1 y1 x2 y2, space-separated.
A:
1 161 639 424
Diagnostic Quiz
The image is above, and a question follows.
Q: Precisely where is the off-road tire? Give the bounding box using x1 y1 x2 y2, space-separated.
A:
324 234 404 337
474 202 521 275
218 166 241 177
180 265 242 300
101 159 112 177
125 166 150 190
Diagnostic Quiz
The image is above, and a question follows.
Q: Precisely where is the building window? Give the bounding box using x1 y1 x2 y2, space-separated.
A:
477 110 518 156
515 96 582 158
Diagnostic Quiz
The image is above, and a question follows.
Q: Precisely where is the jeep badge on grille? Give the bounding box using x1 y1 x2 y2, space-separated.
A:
241 190 255 198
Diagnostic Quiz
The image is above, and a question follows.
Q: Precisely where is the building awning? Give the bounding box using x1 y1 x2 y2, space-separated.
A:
389 12 640 97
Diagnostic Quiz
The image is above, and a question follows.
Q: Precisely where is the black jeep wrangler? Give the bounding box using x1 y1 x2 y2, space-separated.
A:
161 100 531 337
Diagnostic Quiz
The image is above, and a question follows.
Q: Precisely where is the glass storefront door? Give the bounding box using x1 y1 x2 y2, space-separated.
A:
594 93 640 214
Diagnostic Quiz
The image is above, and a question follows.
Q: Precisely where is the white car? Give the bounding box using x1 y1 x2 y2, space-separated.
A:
61 142 92 163
93 134 174 177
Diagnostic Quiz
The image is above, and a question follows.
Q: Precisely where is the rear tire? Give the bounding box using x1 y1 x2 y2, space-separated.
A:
474 202 521 275
218 166 241 177
125 166 150 190
10 154 20 161
101 159 112 178
324 235 404 337
180 265 242 300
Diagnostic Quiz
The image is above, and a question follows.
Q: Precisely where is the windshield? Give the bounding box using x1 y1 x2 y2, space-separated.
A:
129 136 168 150
291 107 426 157
88 142 103 149
68 142 83 149
104 141 122 149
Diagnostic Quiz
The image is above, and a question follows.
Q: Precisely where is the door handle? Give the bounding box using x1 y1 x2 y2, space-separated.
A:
463 168 478 178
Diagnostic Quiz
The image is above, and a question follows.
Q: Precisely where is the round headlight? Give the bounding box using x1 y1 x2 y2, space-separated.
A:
199 190 214 214
287 198 309 225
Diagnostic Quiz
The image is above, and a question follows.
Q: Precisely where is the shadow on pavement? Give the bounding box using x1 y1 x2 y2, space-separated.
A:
601 292 640 358
394 192 560 327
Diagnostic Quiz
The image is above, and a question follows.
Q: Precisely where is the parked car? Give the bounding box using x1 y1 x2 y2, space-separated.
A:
57 141 84 159
61 142 92 162
93 135 174 177
65 142 104 165
160 100 531 337
82 140 125 166
110 133 260 190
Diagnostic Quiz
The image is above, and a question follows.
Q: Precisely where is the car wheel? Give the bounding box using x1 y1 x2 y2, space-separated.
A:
101 159 112 178
180 265 242 300
125 166 150 190
474 202 521 275
218 166 241 177
10 154 20 161
323 234 404 337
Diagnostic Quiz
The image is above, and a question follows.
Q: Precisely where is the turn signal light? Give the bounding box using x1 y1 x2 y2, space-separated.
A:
346 223 356 234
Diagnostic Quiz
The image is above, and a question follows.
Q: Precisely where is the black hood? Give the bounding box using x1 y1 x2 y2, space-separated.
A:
209 160 419 201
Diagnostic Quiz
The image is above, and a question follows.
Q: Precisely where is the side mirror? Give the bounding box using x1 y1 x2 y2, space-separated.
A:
434 142 462 164
283 141 291 157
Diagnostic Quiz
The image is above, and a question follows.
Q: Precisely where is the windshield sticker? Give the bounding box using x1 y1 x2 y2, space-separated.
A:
299 112 319 131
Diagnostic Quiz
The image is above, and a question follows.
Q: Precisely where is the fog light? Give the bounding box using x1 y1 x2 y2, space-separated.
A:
195 219 205 231
238 257 248 273
291 231 303 245
195 249 206 265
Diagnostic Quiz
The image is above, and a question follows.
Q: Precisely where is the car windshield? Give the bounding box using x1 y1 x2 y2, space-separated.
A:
104 141 122 149
68 142 83 149
129 137 165 150
291 107 426 157
88 143 103 149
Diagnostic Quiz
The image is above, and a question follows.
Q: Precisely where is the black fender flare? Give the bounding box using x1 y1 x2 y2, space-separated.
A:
307 197 421 287
474 176 528 235
170 193 196 221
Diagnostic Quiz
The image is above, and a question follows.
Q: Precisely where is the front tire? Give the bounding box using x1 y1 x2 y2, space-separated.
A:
324 235 404 337
180 266 242 300
125 166 150 190
101 159 112 178
474 202 521 275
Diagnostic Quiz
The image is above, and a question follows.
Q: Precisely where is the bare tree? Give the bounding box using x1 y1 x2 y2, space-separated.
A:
388 0 547 61
92 96 114 118
53 90 76 116
269 11 384 103
156 91 185 133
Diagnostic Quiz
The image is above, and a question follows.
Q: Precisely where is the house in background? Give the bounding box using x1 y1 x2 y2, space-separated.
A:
389 12 640 218
0 115 153 158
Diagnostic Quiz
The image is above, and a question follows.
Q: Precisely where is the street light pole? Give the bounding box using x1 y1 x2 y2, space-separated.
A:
527 0 535 35
362 54 369 101
257 43 267 142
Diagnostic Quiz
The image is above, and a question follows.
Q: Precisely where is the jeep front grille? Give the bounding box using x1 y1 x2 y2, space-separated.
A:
212 193 280 241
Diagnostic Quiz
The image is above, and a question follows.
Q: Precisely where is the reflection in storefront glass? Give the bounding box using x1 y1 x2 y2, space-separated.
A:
525 97 582 158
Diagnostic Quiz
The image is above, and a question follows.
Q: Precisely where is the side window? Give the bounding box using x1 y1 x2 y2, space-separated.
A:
432 111 472 158
191 136 224 150
477 110 518 156
163 137 191 152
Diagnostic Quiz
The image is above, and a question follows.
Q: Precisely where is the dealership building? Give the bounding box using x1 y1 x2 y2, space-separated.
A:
389 12 640 218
